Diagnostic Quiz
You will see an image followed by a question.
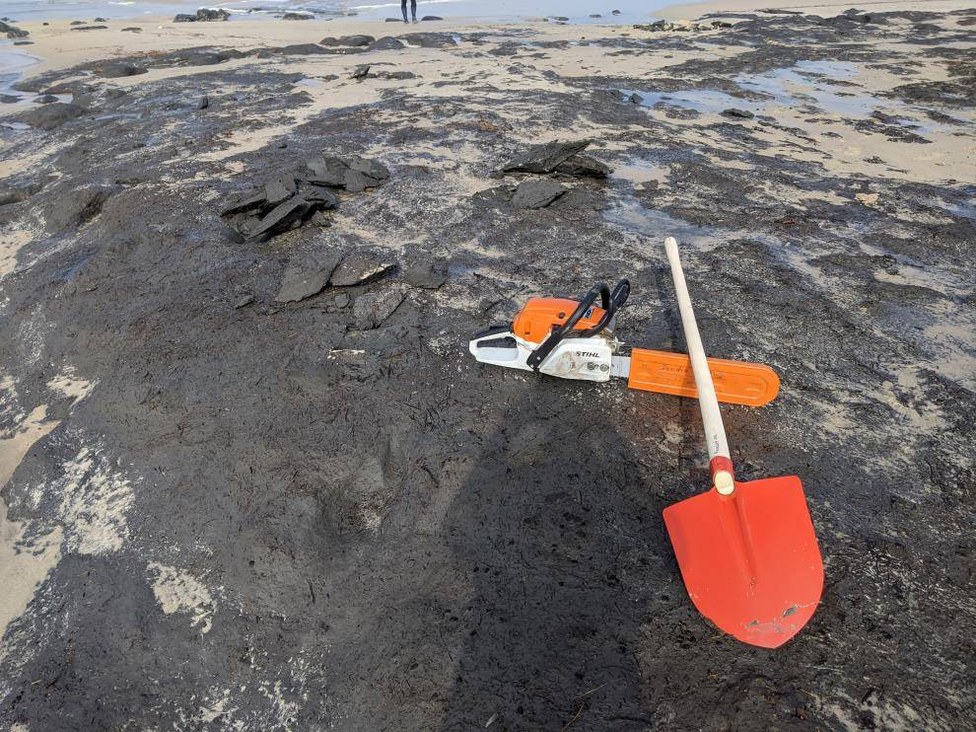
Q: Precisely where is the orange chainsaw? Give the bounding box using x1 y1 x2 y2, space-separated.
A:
468 279 780 406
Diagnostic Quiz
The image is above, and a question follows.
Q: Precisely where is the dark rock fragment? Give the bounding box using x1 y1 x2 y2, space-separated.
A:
0 186 30 206
282 12 314 20
0 94 19 103
512 179 567 209
367 36 406 51
330 250 396 287
198 95 209 109
320 34 375 46
401 32 455 48
353 287 405 329
351 64 371 79
250 197 310 240
1 20 29 38
554 154 611 178
722 108 754 119
502 140 591 173
302 156 389 192
276 252 342 303
301 184 339 210
46 185 115 230
95 62 149 78
221 189 267 216
264 175 298 206
197 8 230 21
16 102 86 130
70 25 108 31
421 16 443 21
403 263 447 289
34 94 59 104
174 9 230 22
281 43 328 55
121 26 142 32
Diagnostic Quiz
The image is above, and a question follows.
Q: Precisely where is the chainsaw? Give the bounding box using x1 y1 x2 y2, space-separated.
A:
468 279 780 406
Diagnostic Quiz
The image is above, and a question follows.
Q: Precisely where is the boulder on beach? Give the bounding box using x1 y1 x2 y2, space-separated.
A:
0 20 29 38
282 12 314 20
368 36 406 51
174 9 230 22
320 35 375 47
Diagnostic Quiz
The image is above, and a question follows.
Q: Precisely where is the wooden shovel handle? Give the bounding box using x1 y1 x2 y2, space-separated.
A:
664 237 735 495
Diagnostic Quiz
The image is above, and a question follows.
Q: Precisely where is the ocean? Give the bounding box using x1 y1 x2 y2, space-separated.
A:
2 0 664 24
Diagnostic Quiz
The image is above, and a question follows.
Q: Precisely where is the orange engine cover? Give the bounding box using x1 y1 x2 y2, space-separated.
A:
512 297 607 345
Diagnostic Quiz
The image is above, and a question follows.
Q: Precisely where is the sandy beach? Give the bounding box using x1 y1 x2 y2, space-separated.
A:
1 2 975 729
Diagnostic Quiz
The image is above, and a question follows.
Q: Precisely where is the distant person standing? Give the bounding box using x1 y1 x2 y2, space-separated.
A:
402 0 417 23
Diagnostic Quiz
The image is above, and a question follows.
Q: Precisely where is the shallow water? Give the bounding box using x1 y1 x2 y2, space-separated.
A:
623 59 962 134
3 0 664 23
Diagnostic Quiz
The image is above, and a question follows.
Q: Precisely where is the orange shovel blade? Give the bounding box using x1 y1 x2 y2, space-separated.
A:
628 348 780 407
663 476 824 648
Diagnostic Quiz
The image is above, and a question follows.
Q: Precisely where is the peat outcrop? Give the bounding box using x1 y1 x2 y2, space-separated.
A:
498 140 612 209
221 156 390 241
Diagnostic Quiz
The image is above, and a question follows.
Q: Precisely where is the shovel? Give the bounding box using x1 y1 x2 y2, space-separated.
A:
662 236 824 648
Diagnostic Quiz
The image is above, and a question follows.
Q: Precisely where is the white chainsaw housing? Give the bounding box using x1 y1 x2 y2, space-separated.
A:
469 330 616 382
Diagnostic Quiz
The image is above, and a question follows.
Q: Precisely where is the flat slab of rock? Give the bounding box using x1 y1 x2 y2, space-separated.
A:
554 153 612 178
275 252 342 303
221 189 267 216
250 197 309 240
402 263 447 289
303 156 389 192
512 179 567 209
301 184 339 209
502 140 591 173
330 250 397 287
264 175 298 206
353 286 405 329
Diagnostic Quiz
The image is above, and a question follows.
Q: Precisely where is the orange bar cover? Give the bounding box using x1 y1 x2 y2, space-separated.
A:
627 348 780 407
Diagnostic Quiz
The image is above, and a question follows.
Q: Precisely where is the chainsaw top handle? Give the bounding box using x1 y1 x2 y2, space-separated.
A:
526 279 630 371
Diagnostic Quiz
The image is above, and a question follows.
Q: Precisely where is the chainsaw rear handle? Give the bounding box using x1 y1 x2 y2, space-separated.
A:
527 279 630 371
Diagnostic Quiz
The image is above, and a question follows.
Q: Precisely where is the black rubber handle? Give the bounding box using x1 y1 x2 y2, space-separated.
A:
526 279 630 371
